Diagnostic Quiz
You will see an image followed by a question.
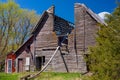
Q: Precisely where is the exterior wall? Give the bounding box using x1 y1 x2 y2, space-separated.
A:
67 3 99 73
74 3 98 53
16 47 33 72
35 8 58 56
5 52 16 73
29 43 35 71
34 7 59 72
68 29 87 73
35 14 58 51
36 46 87 73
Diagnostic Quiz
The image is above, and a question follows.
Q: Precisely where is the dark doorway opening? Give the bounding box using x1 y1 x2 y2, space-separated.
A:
36 56 45 71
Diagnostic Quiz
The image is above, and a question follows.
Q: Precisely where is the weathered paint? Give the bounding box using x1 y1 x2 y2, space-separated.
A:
5 52 16 73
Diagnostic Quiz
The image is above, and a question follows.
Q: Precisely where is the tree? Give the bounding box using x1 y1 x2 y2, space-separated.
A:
86 3 120 80
0 0 39 71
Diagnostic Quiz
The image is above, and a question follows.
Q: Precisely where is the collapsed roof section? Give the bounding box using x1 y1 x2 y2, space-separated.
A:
54 15 74 36
32 6 74 37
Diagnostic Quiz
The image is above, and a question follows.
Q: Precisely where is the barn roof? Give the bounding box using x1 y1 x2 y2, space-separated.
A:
14 10 48 57
14 35 34 57
75 3 107 25
54 15 74 36
31 11 48 35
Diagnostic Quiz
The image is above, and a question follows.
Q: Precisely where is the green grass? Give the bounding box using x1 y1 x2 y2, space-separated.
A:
0 72 32 80
0 72 82 80
0 72 19 80
33 72 81 80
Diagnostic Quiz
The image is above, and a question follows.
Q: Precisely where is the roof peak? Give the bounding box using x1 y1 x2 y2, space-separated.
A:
74 3 85 7
47 5 55 14
74 3 107 25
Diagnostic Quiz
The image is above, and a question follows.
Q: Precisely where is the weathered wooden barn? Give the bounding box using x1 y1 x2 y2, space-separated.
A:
5 3 105 73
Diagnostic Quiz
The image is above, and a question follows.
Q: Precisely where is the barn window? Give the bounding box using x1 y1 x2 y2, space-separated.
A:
25 57 30 65
58 36 68 46
25 57 30 71
7 59 12 73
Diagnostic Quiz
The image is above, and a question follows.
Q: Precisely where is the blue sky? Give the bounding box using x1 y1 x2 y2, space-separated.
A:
1 0 119 22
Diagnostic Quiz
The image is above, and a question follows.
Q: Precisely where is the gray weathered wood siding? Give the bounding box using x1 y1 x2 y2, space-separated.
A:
74 3 99 53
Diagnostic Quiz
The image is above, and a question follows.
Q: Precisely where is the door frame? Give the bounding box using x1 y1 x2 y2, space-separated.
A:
18 58 23 72
7 59 12 73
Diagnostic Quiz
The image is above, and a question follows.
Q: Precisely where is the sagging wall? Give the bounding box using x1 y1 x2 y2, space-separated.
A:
74 3 98 53
67 3 100 73
16 48 33 72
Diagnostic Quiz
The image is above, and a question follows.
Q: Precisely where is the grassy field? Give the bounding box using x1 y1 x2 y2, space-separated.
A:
0 72 82 80
33 72 81 80
0 72 19 80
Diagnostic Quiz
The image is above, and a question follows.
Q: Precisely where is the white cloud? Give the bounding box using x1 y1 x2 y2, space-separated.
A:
98 12 110 20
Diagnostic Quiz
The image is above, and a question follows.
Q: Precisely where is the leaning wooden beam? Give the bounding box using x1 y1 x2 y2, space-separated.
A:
59 48 69 72
27 46 60 80
20 75 30 80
